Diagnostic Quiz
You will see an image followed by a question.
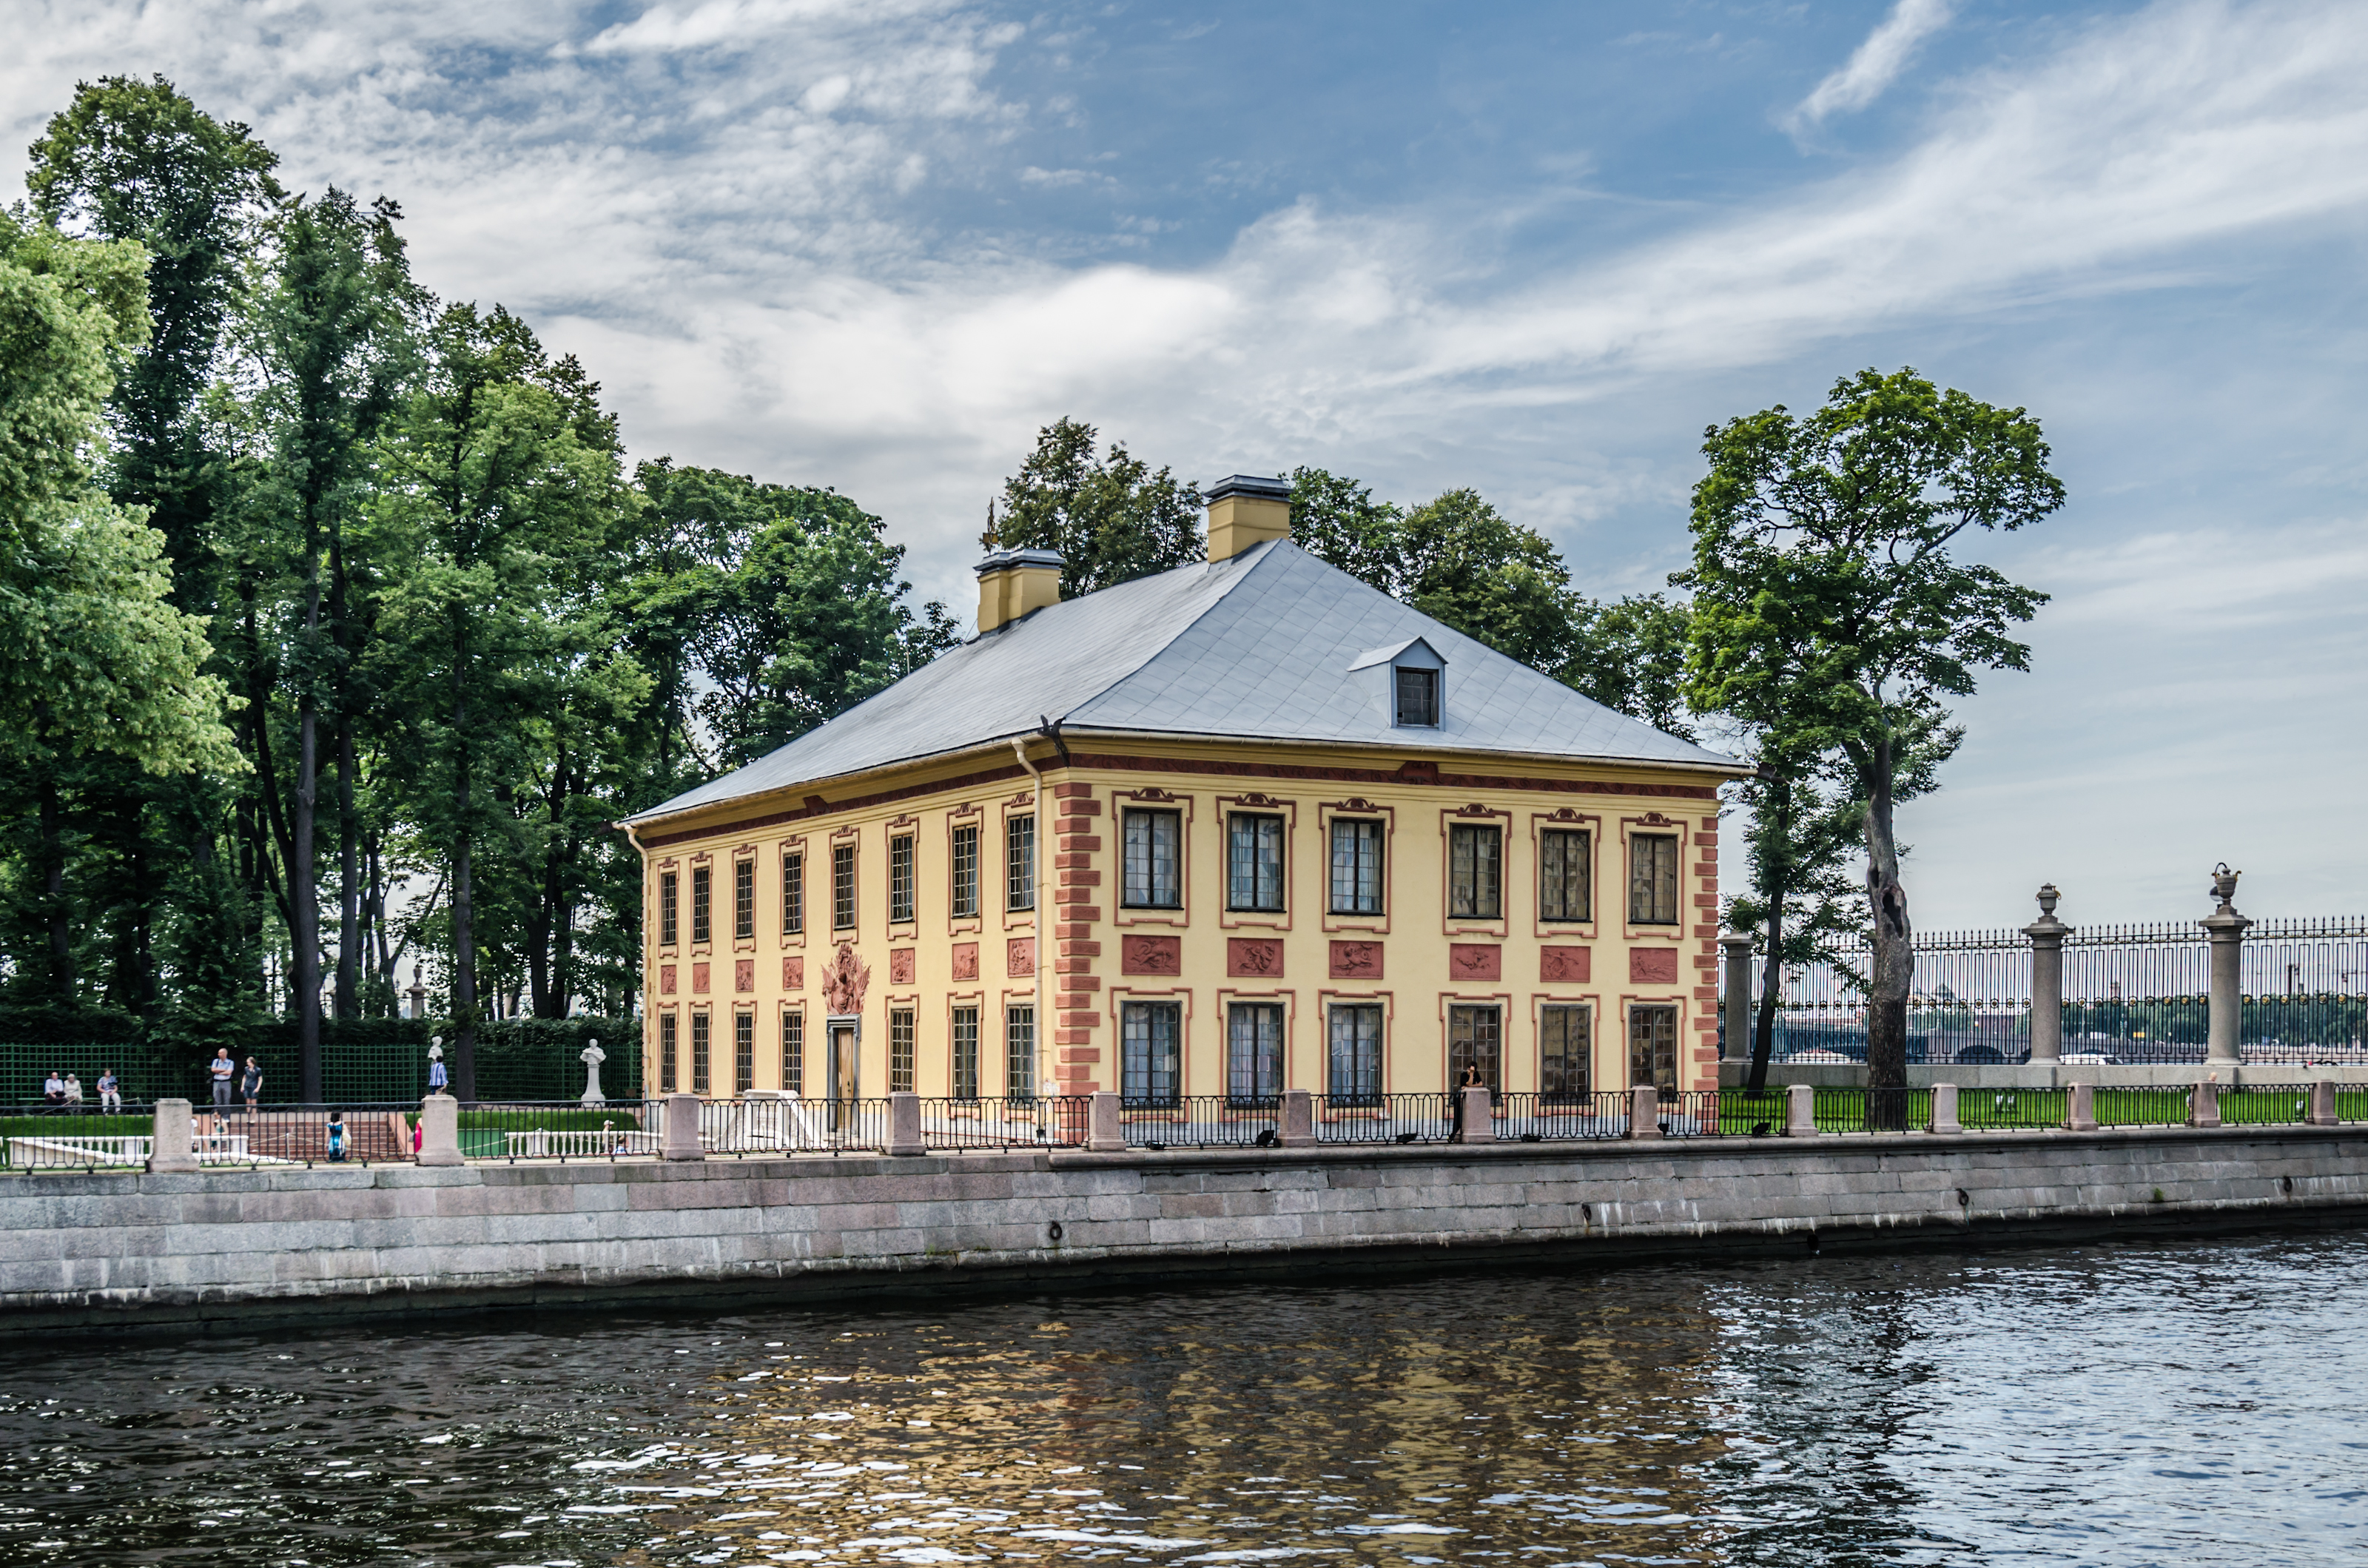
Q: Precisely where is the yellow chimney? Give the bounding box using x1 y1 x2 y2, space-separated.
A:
1204 474 1291 562
975 548 1064 633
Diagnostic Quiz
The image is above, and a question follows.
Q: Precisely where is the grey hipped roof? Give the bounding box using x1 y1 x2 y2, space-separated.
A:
626 540 1739 826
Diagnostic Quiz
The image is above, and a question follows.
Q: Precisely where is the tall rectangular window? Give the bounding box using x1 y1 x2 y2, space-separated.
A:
781 1009 804 1095
659 1012 679 1093
1121 1000 1183 1106
889 833 916 924
733 860 755 941
950 824 980 919
1541 1003 1591 1101
889 1007 915 1094
1226 1003 1285 1106
1448 1003 1502 1091
1629 834 1681 925
832 843 857 930
691 865 713 945
1629 1003 1678 1094
1006 815 1035 912
1006 1004 1037 1100
1123 809 1183 908
1540 829 1591 923
1329 818 1384 915
1226 813 1285 912
782 852 804 935
1395 665 1439 726
1448 823 1502 920
1328 1004 1383 1105
659 872 679 948
734 1012 754 1094
951 1006 980 1100
690 1012 712 1095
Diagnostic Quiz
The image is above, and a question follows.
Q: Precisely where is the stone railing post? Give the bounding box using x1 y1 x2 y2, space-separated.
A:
1720 935 1755 1061
2065 1080 2096 1133
1087 1090 1125 1152
887 1091 925 1156
1931 1083 1961 1134
147 1097 198 1173
2202 864 2252 1069
1279 1088 1316 1148
2023 883 2069 1064
1461 1085 1497 1144
661 1091 704 1161
1626 1084 1661 1140
2188 1076 2221 1129
417 1093 462 1166
2310 1078 2339 1127
1785 1082 1817 1137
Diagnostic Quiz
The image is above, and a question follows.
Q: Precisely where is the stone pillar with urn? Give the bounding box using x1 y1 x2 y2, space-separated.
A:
2202 864 2252 1070
2024 884 2069 1065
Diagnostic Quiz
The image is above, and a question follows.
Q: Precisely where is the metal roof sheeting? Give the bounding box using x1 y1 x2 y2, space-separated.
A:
627 540 1738 824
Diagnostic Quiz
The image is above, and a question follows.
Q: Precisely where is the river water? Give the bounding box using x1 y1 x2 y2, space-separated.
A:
2 1231 2363 1567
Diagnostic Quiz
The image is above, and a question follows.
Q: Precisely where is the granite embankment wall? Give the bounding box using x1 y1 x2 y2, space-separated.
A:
7 1128 2368 1332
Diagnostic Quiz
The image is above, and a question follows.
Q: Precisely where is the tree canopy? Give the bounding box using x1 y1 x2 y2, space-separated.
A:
1682 366 2062 1092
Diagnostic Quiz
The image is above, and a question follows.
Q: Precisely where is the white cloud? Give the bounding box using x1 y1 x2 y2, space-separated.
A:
6 0 2368 916
1788 0 1956 131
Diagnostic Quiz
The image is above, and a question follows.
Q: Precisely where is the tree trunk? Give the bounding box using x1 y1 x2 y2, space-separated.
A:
293 696 321 1102
335 719 360 1020
1862 731 1914 1115
451 633 477 1103
1747 898 1782 1094
35 761 73 1000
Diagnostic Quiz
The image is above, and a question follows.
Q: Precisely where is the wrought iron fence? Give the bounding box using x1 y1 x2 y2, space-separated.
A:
1957 1086 2068 1130
460 1102 658 1161
1493 1090 1634 1141
1725 916 2368 1066
1120 1095 1281 1149
0 1102 428 1169
916 1097 1091 1150
1314 1091 1456 1144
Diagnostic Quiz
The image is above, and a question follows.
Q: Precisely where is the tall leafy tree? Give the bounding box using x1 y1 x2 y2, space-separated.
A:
236 187 417 1094
25 77 278 1022
0 212 239 998
374 305 635 1096
690 480 958 767
1289 466 1695 736
991 417 1202 598
26 73 280 596
1683 367 2062 1099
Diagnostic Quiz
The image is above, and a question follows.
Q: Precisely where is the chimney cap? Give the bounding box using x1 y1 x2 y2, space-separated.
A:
976 548 1064 576
1202 474 1290 503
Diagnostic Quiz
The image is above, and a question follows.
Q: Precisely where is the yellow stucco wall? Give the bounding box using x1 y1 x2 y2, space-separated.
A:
630 736 1727 1103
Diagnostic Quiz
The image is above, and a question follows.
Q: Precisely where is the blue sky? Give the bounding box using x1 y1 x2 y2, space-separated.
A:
7 0 2367 928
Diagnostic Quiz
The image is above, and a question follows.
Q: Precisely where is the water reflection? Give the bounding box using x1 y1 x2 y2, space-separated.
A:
1 1233 2363 1566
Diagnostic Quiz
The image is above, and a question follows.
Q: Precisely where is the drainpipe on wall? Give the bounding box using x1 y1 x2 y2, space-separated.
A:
1011 738 1048 1096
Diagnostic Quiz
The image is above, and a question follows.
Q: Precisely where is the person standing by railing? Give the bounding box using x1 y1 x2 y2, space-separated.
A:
98 1068 121 1113
240 1057 263 1118
208 1049 235 1114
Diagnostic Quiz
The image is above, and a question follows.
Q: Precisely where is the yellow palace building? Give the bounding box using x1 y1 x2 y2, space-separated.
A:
619 475 1746 1111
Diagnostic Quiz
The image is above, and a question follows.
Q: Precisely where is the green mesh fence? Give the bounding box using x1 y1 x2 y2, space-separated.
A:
0 1017 640 1107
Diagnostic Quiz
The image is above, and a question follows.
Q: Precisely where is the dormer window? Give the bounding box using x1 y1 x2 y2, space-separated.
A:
1395 666 1439 727
1351 636 1448 730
